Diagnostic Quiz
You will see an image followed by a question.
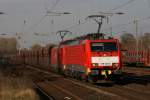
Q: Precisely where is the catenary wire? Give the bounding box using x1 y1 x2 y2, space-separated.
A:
111 0 135 11
25 0 62 32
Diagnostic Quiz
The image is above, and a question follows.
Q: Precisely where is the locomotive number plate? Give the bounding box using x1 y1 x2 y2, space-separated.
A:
103 63 111 66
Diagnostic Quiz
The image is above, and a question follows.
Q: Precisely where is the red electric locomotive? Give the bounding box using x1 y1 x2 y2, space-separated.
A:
51 33 122 82
17 33 122 82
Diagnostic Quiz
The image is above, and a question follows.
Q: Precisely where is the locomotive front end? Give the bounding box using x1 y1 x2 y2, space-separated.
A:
87 39 122 81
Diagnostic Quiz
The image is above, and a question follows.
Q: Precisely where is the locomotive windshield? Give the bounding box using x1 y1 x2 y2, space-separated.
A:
91 42 118 52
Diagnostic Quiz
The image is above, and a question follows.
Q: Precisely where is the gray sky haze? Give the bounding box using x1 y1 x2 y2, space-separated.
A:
0 0 150 48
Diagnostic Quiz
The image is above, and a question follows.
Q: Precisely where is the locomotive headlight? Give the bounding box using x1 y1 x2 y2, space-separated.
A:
63 65 66 70
92 63 98 66
86 68 91 74
108 70 112 75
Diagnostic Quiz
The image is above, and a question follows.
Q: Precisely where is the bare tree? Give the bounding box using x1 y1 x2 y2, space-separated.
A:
120 33 136 50
30 44 42 50
139 33 150 49
0 38 17 55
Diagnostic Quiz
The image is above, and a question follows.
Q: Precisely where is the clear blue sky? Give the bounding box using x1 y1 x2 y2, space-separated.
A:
0 0 150 48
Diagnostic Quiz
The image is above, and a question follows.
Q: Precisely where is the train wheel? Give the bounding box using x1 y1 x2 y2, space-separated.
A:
88 75 98 83
81 74 89 82
111 74 124 84
85 76 89 82
76 72 80 80
92 77 98 83
63 73 67 78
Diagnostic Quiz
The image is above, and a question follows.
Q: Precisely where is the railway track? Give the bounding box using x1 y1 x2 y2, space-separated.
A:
26 65 150 100
35 81 84 100
34 81 88 100
33 82 55 100
123 67 150 76
27 66 123 100
64 75 150 100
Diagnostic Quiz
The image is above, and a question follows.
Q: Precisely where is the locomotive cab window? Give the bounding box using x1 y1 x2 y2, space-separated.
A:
91 42 118 52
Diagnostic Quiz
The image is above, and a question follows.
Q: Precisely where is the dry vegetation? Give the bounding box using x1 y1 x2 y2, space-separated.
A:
0 38 17 55
120 32 150 50
0 71 39 100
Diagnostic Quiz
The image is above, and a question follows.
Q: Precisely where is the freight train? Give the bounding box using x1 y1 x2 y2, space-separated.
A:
122 49 150 66
11 33 123 82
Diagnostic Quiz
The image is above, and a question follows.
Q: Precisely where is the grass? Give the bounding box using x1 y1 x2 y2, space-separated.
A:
0 71 39 100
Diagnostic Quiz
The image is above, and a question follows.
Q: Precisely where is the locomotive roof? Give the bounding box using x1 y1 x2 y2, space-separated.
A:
60 33 115 45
